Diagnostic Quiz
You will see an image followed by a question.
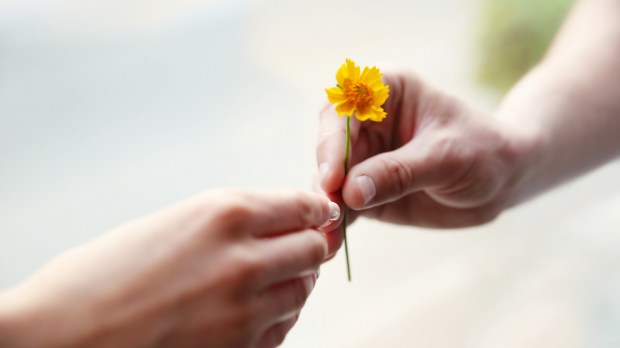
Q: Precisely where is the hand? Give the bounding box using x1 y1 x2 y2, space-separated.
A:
316 69 538 228
0 189 340 348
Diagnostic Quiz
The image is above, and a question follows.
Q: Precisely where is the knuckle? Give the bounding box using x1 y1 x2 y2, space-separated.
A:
212 197 253 233
218 247 263 288
381 156 414 194
294 193 317 226
261 322 290 348
271 324 289 347
291 279 309 308
222 197 253 219
234 253 264 287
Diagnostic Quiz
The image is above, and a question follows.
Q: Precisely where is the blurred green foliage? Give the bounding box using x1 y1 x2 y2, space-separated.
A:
476 0 574 94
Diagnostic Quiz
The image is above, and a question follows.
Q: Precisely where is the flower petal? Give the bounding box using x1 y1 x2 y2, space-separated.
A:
336 63 348 86
326 87 346 104
370 78 387 88
362 66 382 85
360 66 370 81
373 85 390 106
335 101 356 116
354 105 372 121
368 105 387 122
346 58 360 81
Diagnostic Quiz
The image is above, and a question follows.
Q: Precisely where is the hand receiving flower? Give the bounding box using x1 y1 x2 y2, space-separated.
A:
0 189 340 348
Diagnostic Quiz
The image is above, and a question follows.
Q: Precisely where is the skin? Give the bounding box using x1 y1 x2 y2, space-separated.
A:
317 0 620 229
0 189 341 348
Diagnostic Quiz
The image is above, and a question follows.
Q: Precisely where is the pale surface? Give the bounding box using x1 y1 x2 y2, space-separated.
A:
0 0 618 346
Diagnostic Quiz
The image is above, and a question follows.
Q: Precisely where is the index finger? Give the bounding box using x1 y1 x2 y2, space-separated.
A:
316 104 362 193
241 190 340 237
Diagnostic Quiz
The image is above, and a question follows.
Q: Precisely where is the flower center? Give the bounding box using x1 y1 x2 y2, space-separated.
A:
345 81 373 107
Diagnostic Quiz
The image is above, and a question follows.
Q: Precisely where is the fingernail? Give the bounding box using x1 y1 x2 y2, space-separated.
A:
357 175 376 206
303 276 314 296
319 162 329 186
316 268 321 279
328 201 340 221
319 202 340 228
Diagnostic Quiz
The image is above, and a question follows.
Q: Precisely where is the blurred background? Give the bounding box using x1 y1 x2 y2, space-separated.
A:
1 0 619 346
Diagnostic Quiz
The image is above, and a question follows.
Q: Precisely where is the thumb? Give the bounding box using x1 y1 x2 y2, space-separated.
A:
342 141 449 210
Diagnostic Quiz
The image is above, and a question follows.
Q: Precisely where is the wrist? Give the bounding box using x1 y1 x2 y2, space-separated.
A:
496 115 550 208
0 283 78 348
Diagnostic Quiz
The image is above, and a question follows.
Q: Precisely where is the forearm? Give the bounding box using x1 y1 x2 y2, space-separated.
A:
497 0 620 205
0 269 94 348
0 288 39 348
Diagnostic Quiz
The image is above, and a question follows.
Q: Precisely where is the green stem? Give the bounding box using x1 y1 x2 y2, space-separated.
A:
343 116 352 282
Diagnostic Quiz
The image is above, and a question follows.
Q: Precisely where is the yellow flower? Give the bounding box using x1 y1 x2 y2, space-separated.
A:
325 58 390 122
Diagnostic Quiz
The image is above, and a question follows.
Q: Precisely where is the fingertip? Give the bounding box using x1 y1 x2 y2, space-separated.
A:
328 201 340 221
342 175 368 210
310 190 334 217
318 199 343 230
319 161 345 193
